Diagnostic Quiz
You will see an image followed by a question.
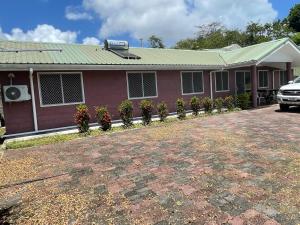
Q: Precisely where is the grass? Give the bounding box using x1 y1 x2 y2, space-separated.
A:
0 127 5 136
5 109 239 150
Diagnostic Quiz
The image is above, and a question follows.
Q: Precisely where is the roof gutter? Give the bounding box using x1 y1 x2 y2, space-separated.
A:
0 64 223 71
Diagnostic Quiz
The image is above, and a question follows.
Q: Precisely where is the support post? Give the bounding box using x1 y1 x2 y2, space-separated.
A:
251 65 258 108
286 62 293 82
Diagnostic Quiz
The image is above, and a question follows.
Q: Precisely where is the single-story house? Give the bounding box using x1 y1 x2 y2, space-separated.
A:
1 38 300 136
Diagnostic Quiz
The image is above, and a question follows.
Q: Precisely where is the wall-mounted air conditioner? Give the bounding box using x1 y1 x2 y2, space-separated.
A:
3 85 31 102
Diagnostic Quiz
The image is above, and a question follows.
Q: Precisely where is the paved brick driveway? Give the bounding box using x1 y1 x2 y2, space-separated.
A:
0 105 299 225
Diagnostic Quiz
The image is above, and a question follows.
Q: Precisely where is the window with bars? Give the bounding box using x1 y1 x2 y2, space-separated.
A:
181 71 203 94
39 73 84 106
215 71 229 92
258 71 269 88
279 71 288 86
127 72 157 99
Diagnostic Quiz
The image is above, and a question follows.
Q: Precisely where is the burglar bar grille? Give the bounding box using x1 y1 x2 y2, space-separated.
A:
39 73 84 106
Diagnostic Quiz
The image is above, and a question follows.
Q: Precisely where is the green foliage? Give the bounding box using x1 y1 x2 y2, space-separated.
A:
140 100 154 125
292 32 300 45
237 93 251 110
214 98 224 113
118 100 134 127
74 104 90 133
148 35 165 48
202 97 213 113
95 106 112 131
157 102 169 122
175 21 293 50
224 96 235 111
190 96 201 115
176 98 186 119
288 4 300 32
6 133 81 149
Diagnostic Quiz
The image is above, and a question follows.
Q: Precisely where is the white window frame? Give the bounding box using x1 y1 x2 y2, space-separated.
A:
279 70 287 86
215 71 230 92
235 70 251 91
126 71 158 100
180 71 204 95
37 72 85 107
258 70 269 88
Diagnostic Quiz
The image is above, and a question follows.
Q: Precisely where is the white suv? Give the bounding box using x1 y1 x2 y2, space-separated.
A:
277 76 300 111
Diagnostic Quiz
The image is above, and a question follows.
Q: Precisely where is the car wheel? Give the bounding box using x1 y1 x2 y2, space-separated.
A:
280 104 289 111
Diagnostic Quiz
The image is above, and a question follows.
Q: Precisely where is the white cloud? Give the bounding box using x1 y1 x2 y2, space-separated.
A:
82 37 100 45
81 0 278 44
0 24 77 43
65 6 93 20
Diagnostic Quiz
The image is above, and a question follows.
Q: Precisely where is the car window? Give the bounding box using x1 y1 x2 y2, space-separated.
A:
295 77 300 83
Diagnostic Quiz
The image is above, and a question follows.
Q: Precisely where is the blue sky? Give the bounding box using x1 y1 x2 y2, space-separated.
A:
0 0 298 47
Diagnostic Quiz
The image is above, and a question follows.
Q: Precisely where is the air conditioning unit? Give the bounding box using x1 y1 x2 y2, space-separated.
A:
3 85 31 102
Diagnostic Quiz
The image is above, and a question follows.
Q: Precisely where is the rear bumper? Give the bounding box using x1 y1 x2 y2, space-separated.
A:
277 94 300 105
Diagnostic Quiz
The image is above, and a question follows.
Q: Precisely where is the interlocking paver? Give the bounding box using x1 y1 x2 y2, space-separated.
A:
0 105 299 224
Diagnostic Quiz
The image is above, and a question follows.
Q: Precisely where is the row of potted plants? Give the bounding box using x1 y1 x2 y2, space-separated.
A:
74 93 250 133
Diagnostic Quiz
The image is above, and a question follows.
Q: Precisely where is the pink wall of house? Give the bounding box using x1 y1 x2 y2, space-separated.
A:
0 71 34 134
0 67 282 135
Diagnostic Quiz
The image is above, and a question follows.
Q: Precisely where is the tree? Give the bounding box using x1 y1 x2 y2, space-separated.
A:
292 32 300 45
148 35 165 48
175 23 247 50
288 4 300 32
174 20 293 50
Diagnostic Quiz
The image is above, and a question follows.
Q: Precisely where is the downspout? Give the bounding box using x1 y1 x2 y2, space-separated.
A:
272 71 275 89
209 71 213 100
29 68 38 131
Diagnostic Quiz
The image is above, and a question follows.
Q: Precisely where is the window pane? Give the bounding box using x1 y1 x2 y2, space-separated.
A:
182 72 193 94
143 73 157 97
263 72 268 87
236 72 244 93
222 72 229 90
62 74 83 103
245 72 251 90
259 71 265 87
280 71 287 85
39 74 63 105
193 72 203 93
128 73 143 98
216 72 223 91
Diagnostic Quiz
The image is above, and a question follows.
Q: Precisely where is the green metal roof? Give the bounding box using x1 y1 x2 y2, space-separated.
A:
220 38 289 65
0 38 291 68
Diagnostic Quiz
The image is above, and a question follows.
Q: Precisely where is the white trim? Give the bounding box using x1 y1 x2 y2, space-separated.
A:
37 72 85 107
258 70 269 89
214 71 230 92
235 70 251 93
126 71 158 100
180 71 204 95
